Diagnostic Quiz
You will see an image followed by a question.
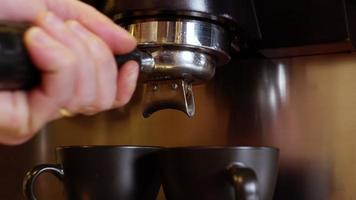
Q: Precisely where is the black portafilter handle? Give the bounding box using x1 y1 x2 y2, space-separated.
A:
0 21 151 91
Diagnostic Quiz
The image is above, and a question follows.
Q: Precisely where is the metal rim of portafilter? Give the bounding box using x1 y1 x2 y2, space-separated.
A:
115 17 233 118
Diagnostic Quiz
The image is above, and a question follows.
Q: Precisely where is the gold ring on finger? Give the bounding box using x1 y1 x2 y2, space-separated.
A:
59 108 75 118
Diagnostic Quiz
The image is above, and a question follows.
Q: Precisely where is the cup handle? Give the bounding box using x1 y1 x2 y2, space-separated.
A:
227 162 259 200
23 164 64 200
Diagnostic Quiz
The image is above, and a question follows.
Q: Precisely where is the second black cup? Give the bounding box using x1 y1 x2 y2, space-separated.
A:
23 145 162 200
160 146 279 200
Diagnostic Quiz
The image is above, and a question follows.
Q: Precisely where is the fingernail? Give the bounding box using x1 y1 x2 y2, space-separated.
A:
115 26 137 47
27 27 54 45
123 30 137 45
43 12 65 30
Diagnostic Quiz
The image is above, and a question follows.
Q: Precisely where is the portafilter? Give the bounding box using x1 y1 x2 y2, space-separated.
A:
0 0 244 117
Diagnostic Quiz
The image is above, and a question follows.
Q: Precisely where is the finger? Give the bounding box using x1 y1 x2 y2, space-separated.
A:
36 12 98 112
1 0 137 53
24 27 76 104
113 61 139 108
24 27 76 132
67 21 117 114
0 133 32 145
0 91 32 145
45 0 136 54
0 1 45 21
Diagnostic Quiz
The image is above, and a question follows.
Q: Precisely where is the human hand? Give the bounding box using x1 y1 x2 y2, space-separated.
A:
0 0 139 144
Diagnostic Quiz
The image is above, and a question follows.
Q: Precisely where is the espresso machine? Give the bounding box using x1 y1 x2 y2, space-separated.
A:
1 0 356 199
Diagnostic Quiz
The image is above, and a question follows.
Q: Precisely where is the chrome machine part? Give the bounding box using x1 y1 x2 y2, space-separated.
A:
126 20 231 66
145 50 216 82
124 20 231 117
142 79 194 118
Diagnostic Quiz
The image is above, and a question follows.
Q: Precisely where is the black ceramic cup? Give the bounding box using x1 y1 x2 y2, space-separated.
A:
160 146 279 200
23 145 162 200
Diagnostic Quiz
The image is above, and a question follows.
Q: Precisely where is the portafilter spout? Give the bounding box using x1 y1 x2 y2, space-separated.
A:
142 79 195 118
